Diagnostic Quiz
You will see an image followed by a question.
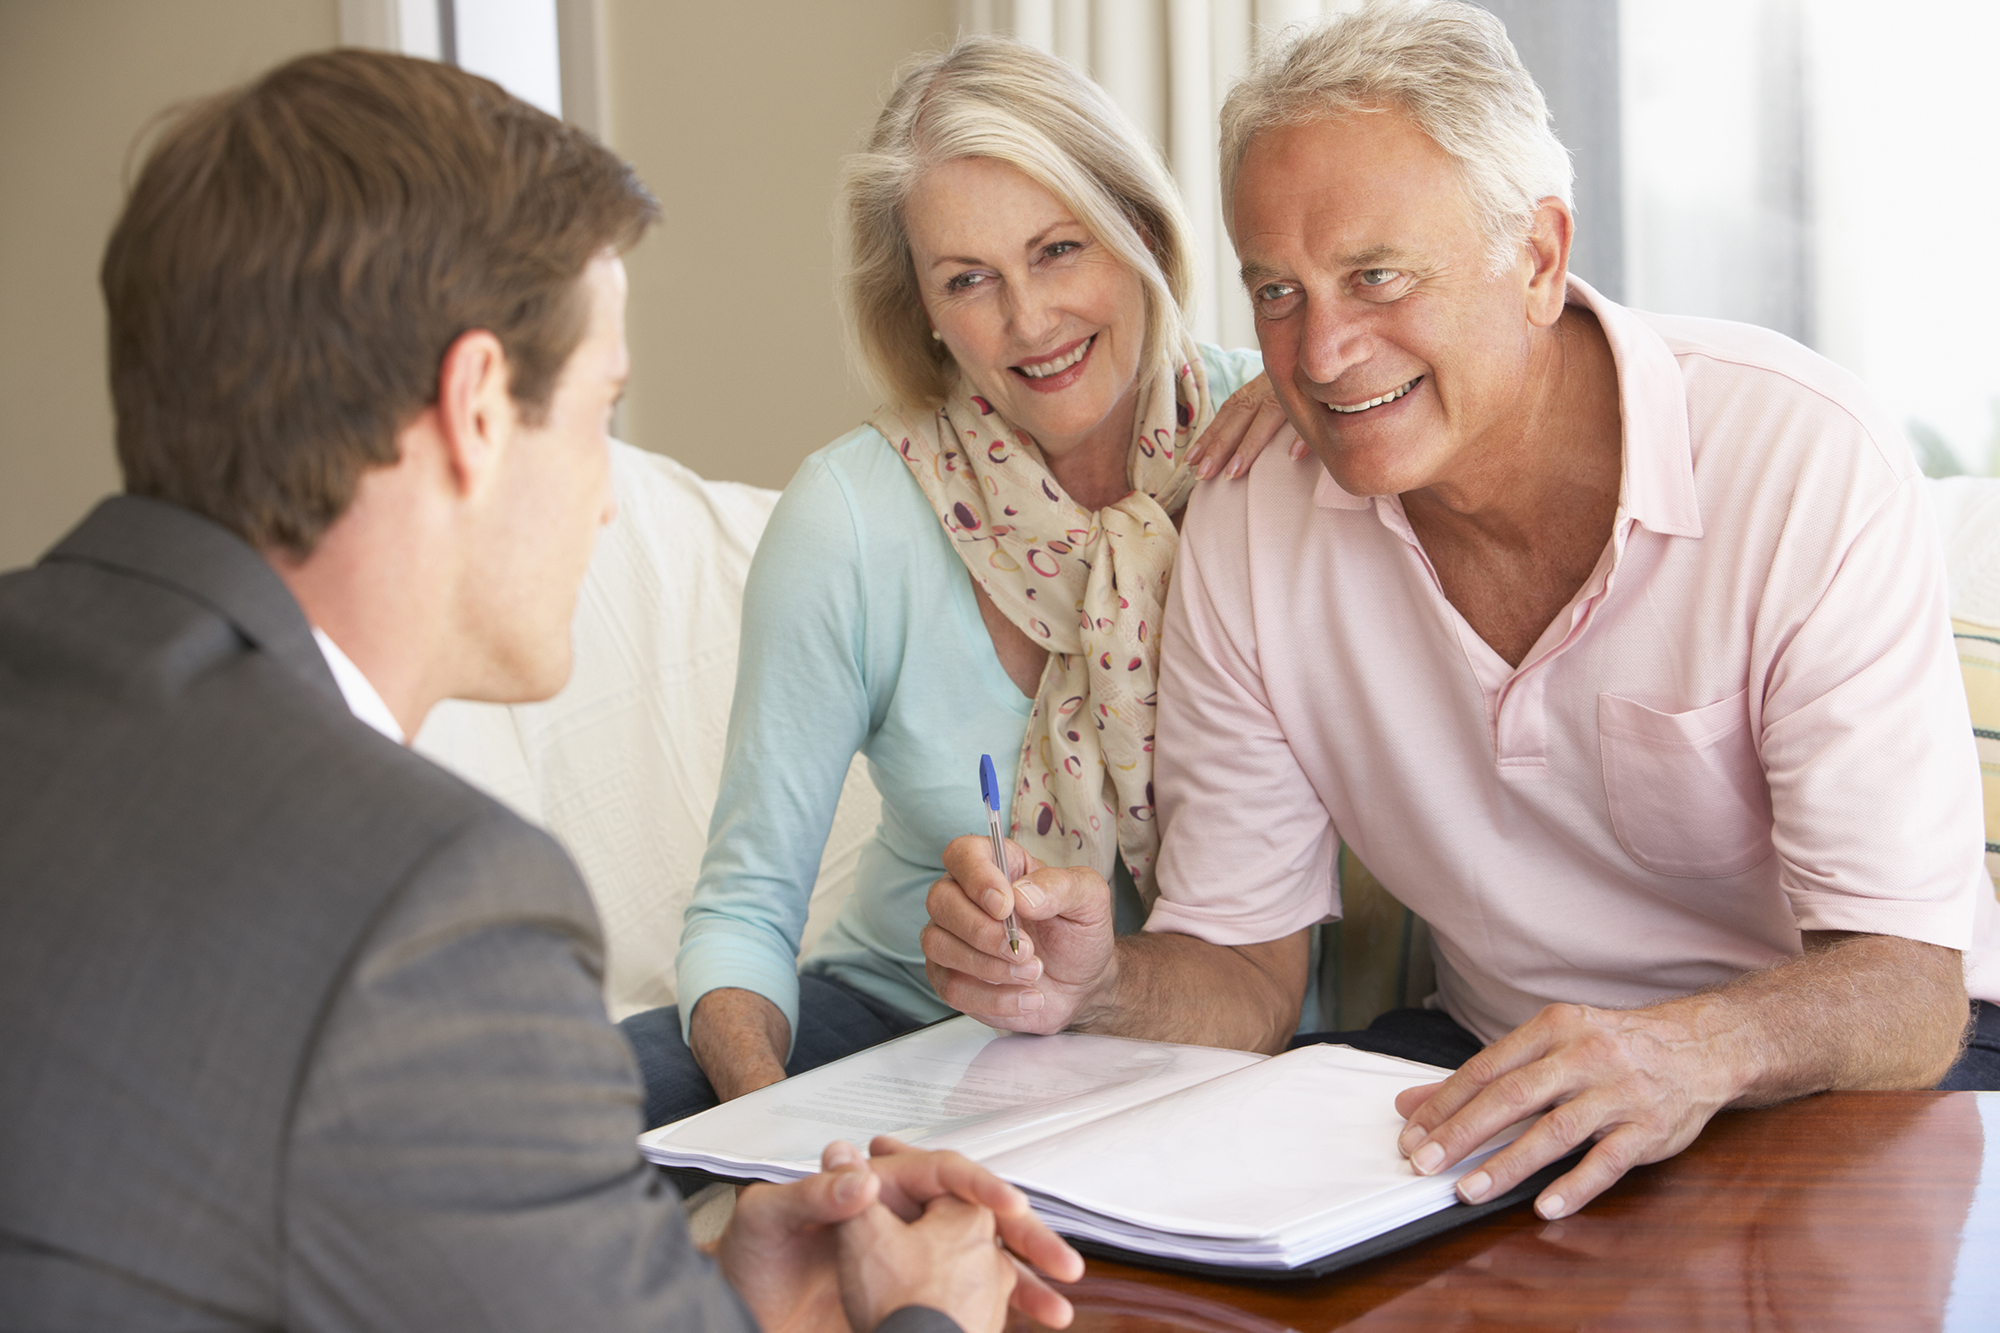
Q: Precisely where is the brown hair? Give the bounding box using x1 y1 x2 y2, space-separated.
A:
102 49 659 555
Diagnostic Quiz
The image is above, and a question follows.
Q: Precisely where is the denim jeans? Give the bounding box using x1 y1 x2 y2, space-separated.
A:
618 972 927 1131
1940 998 2000 1090
1288 1006 1485 1068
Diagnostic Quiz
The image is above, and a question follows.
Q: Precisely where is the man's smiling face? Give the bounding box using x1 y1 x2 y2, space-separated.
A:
1232 109 1548 501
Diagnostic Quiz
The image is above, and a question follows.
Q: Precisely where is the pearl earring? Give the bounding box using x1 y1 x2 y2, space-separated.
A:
931 329 942 341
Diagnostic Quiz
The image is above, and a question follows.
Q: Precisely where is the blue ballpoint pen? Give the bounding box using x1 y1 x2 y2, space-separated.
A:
978 754 1020 955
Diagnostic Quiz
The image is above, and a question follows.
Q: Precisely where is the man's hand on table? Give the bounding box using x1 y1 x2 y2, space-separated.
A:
1391 999 1738 1221
920 835 1117 1034
716 1136 1082 1333
1391 932 1968 1219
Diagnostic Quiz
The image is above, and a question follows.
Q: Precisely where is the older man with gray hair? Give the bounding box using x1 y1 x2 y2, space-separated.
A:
922 0 2000 1219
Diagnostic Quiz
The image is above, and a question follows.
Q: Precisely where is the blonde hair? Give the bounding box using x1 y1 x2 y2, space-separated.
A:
1220 0 1573 271
840 34 1195 411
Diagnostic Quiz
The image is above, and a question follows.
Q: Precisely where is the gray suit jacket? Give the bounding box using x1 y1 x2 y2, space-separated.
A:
0 497 957 1333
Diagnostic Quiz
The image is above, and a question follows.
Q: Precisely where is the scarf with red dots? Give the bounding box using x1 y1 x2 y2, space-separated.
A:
870 347 1212 901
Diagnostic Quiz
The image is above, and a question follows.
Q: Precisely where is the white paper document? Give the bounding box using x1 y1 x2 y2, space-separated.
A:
639 1016 1529 1270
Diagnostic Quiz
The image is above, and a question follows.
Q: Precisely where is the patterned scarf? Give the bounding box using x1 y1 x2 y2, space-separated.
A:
870 342 1212 899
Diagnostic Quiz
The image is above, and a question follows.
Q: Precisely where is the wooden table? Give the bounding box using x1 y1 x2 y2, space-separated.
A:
1014 1091 1997 1331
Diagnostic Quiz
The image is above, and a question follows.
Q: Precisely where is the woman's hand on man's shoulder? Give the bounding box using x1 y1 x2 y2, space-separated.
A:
1185 373 1306 481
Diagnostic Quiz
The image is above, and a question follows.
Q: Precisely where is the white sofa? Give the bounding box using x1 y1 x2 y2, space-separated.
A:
413 442 880 1020
1933 476 2000 628
416 444 2000 1029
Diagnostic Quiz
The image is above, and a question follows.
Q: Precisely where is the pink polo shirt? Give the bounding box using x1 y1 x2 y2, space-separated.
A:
1149 280 2000 1044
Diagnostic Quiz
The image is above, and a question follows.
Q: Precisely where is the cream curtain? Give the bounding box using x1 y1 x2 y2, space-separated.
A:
954 0 1363 350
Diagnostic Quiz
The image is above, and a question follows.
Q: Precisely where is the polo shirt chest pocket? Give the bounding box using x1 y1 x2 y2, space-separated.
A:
1597 688 1775 878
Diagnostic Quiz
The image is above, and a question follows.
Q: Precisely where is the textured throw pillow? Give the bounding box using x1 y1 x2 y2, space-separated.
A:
1956 620 2000 895
415 441 882 1018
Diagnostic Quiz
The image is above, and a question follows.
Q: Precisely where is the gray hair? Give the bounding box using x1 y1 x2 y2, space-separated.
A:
1219 0 1573 271
839 34 1196 411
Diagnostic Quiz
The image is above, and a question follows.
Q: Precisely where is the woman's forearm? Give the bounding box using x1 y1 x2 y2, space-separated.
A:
688 987 793 1101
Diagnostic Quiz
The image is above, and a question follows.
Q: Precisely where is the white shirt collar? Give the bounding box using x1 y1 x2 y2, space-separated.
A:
311 627 406 744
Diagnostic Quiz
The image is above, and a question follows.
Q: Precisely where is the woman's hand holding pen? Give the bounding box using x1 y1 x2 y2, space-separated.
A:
921 836 1118 1035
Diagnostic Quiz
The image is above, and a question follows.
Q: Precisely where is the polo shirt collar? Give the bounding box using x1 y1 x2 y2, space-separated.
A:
1575 277 1702 539
1308 277 1703 540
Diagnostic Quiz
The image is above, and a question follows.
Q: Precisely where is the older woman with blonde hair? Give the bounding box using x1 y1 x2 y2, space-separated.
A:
618 34 1295 1131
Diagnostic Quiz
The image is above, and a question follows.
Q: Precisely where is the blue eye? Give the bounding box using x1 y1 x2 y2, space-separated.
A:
1253 281 1303 318
1358 269 1395 286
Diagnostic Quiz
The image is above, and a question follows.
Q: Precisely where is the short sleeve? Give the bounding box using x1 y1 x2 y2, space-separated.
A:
1761 474 1989 942
1148 478 1340 943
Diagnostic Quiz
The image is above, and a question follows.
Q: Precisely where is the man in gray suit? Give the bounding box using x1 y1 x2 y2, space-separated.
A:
0 50 1080 1333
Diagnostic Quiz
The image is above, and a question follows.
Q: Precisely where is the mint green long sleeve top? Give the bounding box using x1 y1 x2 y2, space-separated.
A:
675 346 1265 1046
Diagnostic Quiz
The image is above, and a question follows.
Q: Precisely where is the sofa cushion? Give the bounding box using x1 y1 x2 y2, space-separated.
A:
415 442 881 1019
1933 475 2000 895
1955 621 2000 890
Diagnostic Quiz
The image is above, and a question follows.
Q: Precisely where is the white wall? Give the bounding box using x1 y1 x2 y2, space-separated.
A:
1622 0 2000 474
0 0 341 570
1806 0 2000 472
0 0 963 571
604 0 958 491
455 0 563 116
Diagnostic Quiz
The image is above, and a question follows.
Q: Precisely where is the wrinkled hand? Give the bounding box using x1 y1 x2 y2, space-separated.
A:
921 835 1116 1034
837 1194 1011 1333
1185 373 1305 480
848 1137 1082 1331
715 1138 1083 1333
1392 1002 1738 1220
714 1141 883 1333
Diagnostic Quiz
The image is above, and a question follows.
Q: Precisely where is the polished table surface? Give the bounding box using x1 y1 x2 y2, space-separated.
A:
1012 1091 1997 1332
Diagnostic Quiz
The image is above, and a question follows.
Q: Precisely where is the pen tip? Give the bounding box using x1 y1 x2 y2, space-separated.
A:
1010 939 1019 955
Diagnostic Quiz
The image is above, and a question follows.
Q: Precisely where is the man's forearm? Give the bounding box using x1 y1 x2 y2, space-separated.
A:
1071 929 1309 1055
1387 930 1968 1222
688 987 793 1101
1652 932 1966 1106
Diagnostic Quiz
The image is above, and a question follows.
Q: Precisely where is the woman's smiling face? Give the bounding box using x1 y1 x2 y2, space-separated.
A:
905 156 1148 469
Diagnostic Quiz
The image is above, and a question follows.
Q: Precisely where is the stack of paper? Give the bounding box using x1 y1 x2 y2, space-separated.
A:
640 1016 1528 1272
